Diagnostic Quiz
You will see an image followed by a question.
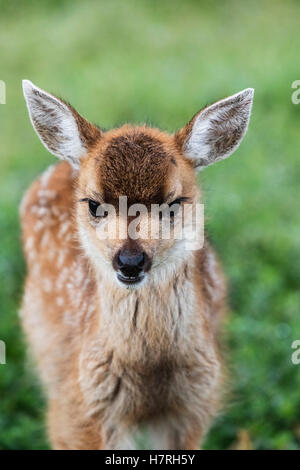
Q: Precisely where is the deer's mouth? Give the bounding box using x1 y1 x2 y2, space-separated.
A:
116 272 145 286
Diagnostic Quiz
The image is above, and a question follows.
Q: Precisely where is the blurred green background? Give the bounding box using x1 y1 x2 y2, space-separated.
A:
0 0 300 450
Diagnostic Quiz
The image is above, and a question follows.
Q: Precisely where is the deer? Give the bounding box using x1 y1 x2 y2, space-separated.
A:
20 80 253 450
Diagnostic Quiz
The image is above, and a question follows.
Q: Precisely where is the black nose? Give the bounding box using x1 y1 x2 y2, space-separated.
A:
116 250 148 279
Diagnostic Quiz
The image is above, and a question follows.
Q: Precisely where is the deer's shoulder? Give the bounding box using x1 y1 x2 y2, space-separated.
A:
20 161 78 265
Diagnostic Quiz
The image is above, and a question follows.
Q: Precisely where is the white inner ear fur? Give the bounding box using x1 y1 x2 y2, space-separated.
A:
22 80 86 168
184 88 254 170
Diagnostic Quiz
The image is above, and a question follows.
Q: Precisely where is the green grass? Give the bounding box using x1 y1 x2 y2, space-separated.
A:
0 0 300 450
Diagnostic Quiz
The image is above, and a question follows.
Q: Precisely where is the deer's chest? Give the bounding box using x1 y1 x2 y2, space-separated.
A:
78 283 208 443
79 329 196 424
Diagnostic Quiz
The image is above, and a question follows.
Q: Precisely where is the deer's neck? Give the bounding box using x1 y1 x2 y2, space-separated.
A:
96 259 197 364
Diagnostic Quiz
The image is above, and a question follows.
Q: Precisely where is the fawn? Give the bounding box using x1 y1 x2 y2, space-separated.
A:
20 80 253 450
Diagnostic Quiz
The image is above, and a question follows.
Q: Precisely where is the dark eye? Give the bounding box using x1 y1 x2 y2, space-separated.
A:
88 200 99 217
168 197 190 217
88 200 108 218
168 200 182 217
159 198 188 220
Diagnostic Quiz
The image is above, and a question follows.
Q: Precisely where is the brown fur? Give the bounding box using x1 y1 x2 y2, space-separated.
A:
20 122 227 450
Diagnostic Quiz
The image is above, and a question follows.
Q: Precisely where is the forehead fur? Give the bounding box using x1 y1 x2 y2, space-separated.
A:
95 126 177 205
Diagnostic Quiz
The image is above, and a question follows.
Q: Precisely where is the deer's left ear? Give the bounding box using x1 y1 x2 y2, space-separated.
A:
175 88 254 170
22 80 102 169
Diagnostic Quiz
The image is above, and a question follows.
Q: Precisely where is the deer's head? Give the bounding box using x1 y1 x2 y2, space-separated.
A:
23 80 253 289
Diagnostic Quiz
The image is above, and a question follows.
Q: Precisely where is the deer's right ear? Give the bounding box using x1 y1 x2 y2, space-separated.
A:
22 80 101 168
175 88 254 171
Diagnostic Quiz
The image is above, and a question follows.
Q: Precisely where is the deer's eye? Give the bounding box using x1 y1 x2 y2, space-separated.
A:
159 197 189 220
168 197 190 217
168 200 182 217
87 199 109 218
88 200 100 217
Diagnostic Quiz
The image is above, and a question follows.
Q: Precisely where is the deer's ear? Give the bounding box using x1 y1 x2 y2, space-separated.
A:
175 88 254 170
22 80 101 168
